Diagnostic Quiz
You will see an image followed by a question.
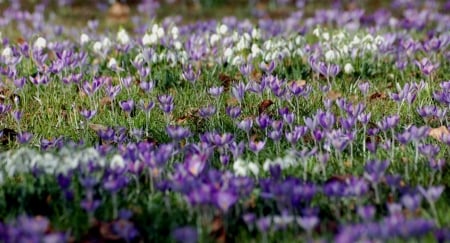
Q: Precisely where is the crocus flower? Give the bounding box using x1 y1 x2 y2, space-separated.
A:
120 100 134 114
172 226 198 243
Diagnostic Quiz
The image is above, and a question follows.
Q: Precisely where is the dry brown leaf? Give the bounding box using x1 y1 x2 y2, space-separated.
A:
89 123 108 133
288 79 307 88
369 92 387 101
428 126 450 142
250 70 262 82
210 215 226 243
219 73 236 91
258 99 274 114
99 96 112 106
108 2 130 23
226 97 239 106
326 90 342 101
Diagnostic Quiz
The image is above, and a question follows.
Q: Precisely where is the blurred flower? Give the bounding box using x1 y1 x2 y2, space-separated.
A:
33 37 47 50
80 33 89 45
344 63 354 74
172 226 197 243
117 28 130 45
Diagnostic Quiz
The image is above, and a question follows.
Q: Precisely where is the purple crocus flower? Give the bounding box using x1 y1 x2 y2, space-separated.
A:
415 57 439 76
139 80 154 93
256 217 272 232
214 190 238 213
17 132 33 144
138 100 155 113
172 226 198 243
377 115 400 131
357 205 376 221
182 64 201 84
226 106 241 119
208 86 224 97
296 215 319 232
248 140 266 154
166 125 191 141
418 186 444 202
80 109 97 120
231 81 246 104
120 100 134 114
401 193 422 211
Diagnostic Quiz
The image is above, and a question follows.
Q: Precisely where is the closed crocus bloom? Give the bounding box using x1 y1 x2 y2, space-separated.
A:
102 37 111 50
218 24 228 35
325 50 338 62
117 28 130 45
107 58 119 70
110 154 125 170
1 46 12 61
80 33 90 45
344 63 354 74
171 26 179 39
210 34 220 46
34 37 47 50
142 32 158 45
93 41 102 53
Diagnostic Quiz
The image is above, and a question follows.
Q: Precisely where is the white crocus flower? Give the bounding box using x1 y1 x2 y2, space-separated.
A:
40 154 58 174
374 35 385 45
93 41 102 54
1 46 12 61
33 37 47 50
312 27 321 37
362 34 374 43
233 158 260 177
344 63 354 74
80 33 90 45
134 53 144 64
117 28 130 45
236 38 248 51
156 26 165 39
325 50 339 62
231 55 244 66
224 47 233 59
210 34 220 46
173 41 182 50
322 32 330 41
251 28 261 39
110 154 126 170
350 36 361 47
218 24 228 35
107 58 119 70
247 162 260 176
251 44 262 55
171 26 179 39
102 37 111 50
142 33 158 45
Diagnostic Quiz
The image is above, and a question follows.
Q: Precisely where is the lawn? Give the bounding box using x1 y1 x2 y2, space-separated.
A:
0 0 449 242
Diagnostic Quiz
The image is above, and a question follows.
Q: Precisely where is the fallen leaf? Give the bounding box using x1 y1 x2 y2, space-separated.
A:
89 123 108 133
210 215 226 243
226 97 239 106
175 108 199 125
250 70 262 82
0 128 17 145
258 99 274 114
99 96 112 106
288 80 306 87
219 73 235 91
369 91 387 101
326 90 342 101
108 2 130 23
325 175 353 184
428 126 450 142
